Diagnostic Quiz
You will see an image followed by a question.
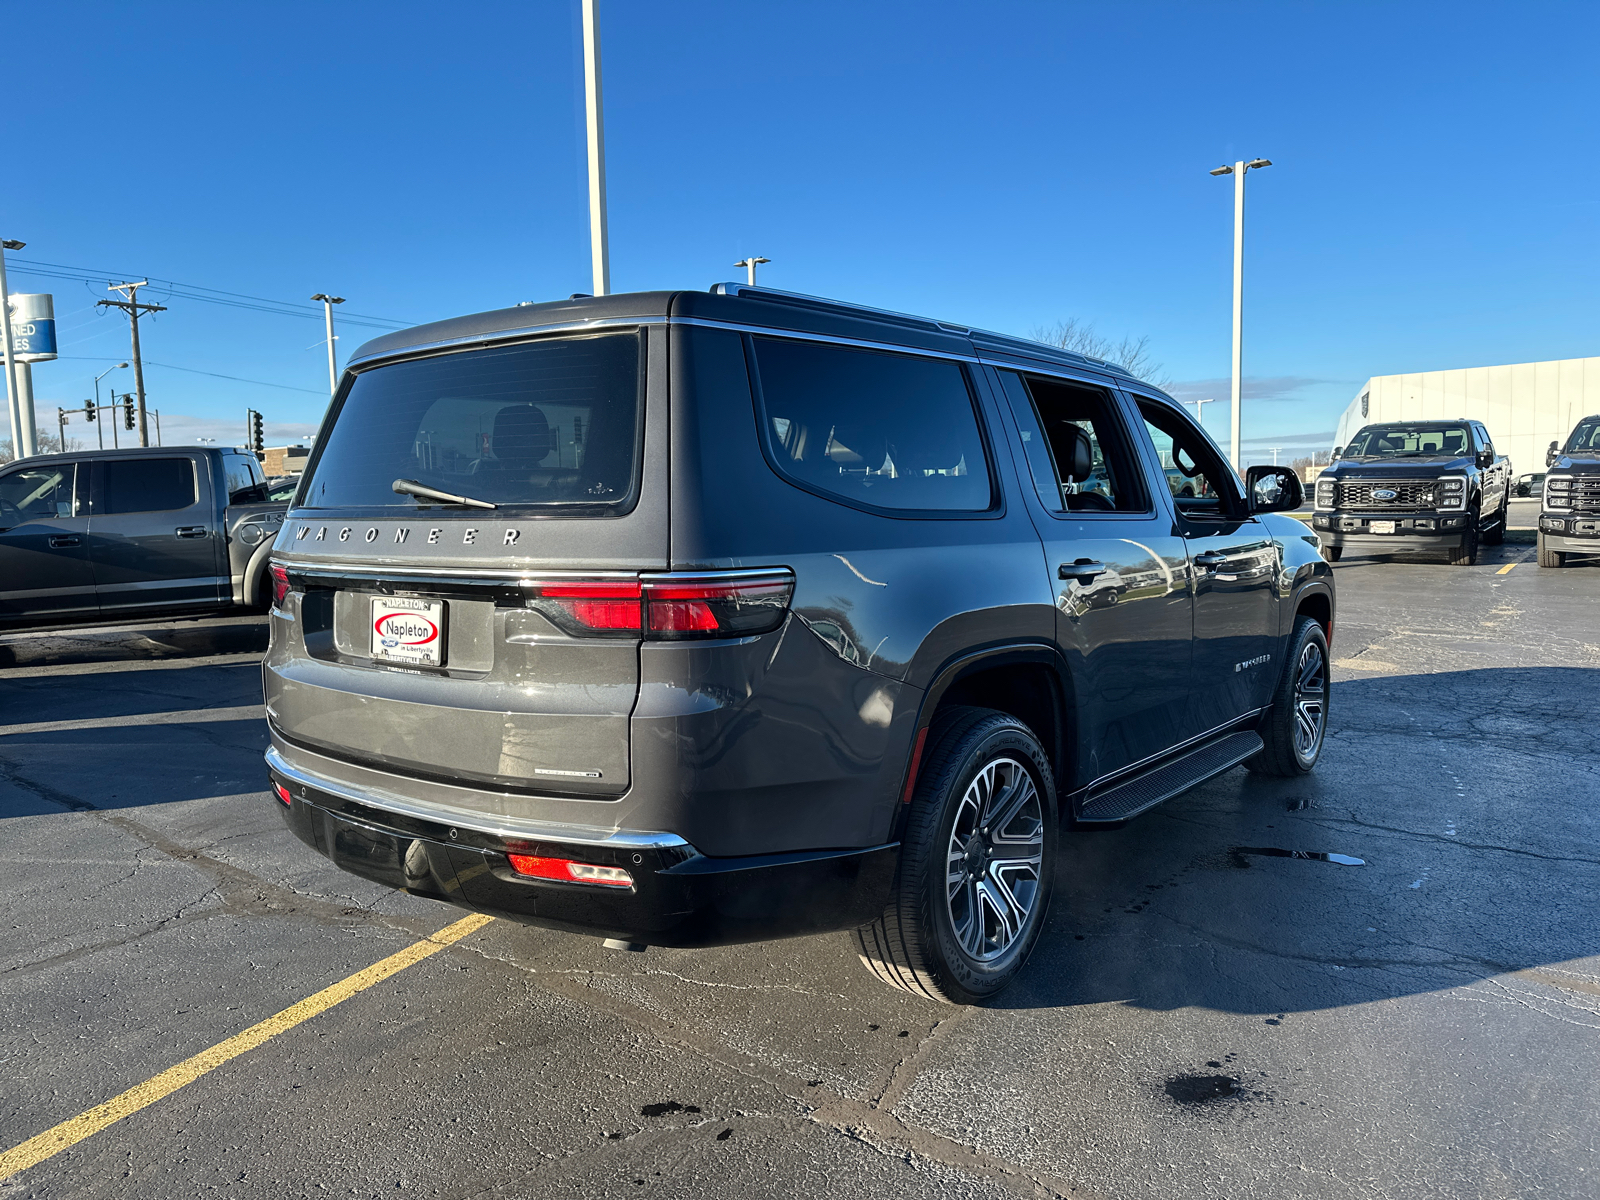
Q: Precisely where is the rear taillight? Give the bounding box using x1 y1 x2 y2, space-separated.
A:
506 854 634 888
526 572 793 641
269 563 291 608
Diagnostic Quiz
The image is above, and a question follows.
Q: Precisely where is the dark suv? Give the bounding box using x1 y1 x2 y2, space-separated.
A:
263 286 1334 1003
1311 421 1512 565
1538 414 1600 567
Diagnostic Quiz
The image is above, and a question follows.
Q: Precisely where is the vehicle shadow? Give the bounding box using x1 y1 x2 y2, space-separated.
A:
999 665 1600 1015
0 616 268 670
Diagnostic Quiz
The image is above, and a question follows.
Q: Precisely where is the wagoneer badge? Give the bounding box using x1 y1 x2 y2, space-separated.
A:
1371 488 1398 501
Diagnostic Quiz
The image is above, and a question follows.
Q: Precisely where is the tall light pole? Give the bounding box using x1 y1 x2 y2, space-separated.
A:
311 294 345 396
1183 396 1216 430
0 238 30 458
1269 446 1282 466
1209 157 1271 472
734 257 770 286
582 0 610 296
94 362 129 450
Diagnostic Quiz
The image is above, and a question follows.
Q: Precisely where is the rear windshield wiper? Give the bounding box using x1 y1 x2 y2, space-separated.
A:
392 478 498 510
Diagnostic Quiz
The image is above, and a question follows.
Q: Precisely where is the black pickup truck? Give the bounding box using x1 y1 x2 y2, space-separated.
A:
1537 414 1600 568
1311 419 1512 565
0 445 289 627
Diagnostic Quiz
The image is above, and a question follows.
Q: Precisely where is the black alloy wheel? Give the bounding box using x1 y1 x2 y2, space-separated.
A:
1448 507 1481 566
1247 615 1330 777
856 707 1057 1005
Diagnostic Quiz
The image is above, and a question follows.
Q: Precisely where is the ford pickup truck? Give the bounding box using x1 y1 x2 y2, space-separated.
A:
0 445 288 627
1311 419 1512 565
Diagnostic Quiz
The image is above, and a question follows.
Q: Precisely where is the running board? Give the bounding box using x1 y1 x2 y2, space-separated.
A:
1076 730 1264 826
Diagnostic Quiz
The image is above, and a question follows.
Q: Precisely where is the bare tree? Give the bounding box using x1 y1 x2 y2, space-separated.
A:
1029 319 1173 390
0 431 85 464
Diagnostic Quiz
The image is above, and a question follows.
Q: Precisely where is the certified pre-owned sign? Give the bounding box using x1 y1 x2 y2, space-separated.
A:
371 597 446 667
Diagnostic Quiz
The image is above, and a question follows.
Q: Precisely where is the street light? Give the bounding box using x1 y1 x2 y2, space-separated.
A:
310 294 345 397
1182 396 1216 430
95 362 129 450
0 238 29 458
1209 157 1272 472
734 257 770 286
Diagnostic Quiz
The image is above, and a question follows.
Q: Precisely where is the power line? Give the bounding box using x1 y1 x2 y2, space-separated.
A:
5 258 417 331
56 355 326 395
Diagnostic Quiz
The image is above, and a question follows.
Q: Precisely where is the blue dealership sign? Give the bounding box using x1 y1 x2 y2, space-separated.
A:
8 294 57 362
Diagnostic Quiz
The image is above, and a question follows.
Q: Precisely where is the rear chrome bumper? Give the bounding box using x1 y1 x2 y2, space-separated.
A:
266 747 897 947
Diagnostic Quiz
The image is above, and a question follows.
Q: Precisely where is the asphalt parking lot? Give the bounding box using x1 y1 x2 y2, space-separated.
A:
2 536 1597 1199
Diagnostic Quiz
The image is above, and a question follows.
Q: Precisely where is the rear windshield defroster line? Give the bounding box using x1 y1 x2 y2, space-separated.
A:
299 332 645 515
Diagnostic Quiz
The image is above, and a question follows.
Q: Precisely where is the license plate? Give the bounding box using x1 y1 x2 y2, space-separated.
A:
371 596 445 667
1369 520 1396 534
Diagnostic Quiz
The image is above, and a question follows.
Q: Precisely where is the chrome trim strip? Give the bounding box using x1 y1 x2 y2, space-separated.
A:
265 745 691 849
345 316 667 369
274 560 791 588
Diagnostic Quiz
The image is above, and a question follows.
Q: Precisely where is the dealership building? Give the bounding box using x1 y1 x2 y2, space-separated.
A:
1334 355 1600 476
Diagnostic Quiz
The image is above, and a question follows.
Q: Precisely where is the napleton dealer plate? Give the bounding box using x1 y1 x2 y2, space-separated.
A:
1369 520 1396 534
371 596 445 667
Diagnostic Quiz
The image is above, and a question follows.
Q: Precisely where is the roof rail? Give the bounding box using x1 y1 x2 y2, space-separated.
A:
709 281 970 335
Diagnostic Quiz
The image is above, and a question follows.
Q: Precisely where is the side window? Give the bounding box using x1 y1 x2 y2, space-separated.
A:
751 337 993 512
1475 424 1494 456
996 371 1146 513
0 464 78 530
1138 401 1237 519
102 458 197 515
223 455 253 502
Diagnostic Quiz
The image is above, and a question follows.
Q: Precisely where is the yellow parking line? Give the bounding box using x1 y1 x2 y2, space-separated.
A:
0 912 493 1180
1497 562 1517 574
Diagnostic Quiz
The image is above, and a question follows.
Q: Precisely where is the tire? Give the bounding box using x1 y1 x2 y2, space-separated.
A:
1538 532 1566 569
1324 545 1343 562
1483 494 1508 546
855 707 1058 1005
1447 509 1480 566
1246 615 1329 777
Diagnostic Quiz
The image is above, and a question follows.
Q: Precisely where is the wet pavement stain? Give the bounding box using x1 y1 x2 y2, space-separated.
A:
639 1101 702 1118
716 1129 733 1141
1229 846 1366 868
1165 1074 1241 1104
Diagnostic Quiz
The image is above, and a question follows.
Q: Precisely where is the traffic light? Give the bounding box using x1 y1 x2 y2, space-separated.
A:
250 409 265 453
123 394 135 431
84 398 96 423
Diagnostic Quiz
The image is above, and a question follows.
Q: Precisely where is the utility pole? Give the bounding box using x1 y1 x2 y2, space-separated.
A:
311 294 345 396
97 281 166 448
582 0 610 296
1209 158 1271 472
734 257 770 286
0 238 31 458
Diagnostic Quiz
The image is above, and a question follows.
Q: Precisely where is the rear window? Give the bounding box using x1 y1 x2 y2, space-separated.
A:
102 458 197 514
751 337 993 513
300 332 643 512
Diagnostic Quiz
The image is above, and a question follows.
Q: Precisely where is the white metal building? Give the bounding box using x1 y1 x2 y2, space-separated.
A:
1334 355 1600 477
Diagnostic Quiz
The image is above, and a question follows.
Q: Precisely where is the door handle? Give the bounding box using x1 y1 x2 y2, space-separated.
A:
48 535 81 548
175 526 209 539
1193 552 1229 568
1058 559 1106 582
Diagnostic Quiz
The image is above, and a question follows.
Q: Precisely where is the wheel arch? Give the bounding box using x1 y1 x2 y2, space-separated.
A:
1292 581 1334 646
898 644 1075 831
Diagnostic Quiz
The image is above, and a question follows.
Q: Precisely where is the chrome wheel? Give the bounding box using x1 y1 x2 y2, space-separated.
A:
945 758 1044 962
1293 640 1327 760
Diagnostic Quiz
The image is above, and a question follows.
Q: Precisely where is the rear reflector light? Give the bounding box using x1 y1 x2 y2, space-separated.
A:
273 782 292 806
506 854 634 888
269 563 291 607
526 572 793 640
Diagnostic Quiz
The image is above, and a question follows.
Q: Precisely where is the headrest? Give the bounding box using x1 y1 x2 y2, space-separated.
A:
1060 423 1094 482
492 405 553 470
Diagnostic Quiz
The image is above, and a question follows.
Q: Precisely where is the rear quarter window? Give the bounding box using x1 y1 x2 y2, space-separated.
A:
300 332 643 513
750 337 993 513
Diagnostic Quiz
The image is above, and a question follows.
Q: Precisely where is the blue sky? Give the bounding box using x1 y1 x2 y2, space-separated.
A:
9 0 1597 464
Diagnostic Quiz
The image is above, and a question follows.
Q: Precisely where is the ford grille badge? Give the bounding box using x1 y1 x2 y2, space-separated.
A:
1371 488 1398 501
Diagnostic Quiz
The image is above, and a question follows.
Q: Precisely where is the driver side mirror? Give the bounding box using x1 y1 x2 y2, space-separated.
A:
1245 465 1303 514
1547 440 1560 467
1476 450 1493 469
1331 446 1343 460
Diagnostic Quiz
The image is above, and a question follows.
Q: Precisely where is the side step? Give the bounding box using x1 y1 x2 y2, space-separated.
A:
1076 730 1264 825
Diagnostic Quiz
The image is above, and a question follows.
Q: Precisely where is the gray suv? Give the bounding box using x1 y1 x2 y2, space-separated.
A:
264 285 1334 1003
